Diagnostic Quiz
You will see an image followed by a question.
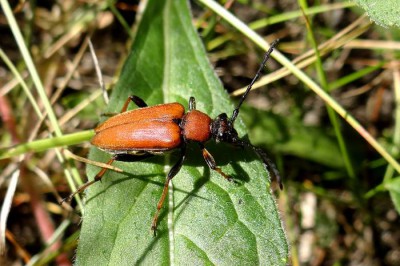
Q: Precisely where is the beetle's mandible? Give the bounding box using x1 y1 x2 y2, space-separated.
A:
62 40 281 235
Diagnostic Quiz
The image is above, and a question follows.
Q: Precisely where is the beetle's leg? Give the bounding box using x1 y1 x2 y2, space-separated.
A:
199 144 234 182
60 157 115 204
120 95 148 113
151 144 186 236
101 112 118 117
189 97 196 110
60 153 154 204
101 96 148 117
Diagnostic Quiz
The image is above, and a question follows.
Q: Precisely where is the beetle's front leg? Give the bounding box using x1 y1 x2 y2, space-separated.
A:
189 97 196 110
151 144 186 236
200 144 234 182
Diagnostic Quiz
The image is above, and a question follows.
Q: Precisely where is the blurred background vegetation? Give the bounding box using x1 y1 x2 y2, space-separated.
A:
0 0 399 265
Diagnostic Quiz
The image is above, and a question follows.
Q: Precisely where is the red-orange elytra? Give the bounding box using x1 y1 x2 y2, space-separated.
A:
92 103 184 151
62 40 281 236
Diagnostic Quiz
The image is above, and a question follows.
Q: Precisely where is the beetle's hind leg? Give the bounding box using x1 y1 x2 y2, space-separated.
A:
60 153 154 204
121 95 148 112
60 157 116 204
151 144 186 236
101 95 148 117
200 144 234 183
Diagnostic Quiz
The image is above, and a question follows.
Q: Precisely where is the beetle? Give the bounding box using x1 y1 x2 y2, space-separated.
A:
62 40 281 235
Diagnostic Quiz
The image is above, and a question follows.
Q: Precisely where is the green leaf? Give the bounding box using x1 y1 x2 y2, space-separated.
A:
75 0 288 265
353 0 400 28
385 177 400 214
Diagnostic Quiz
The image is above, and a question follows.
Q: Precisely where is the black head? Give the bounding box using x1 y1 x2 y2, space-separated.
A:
210 113 239 143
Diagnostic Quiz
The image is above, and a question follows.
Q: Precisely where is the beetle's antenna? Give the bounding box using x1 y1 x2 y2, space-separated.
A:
231 39 279 123
239 140 282 190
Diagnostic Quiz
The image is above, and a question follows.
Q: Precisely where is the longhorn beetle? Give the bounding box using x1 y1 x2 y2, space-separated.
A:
62 40 281 235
